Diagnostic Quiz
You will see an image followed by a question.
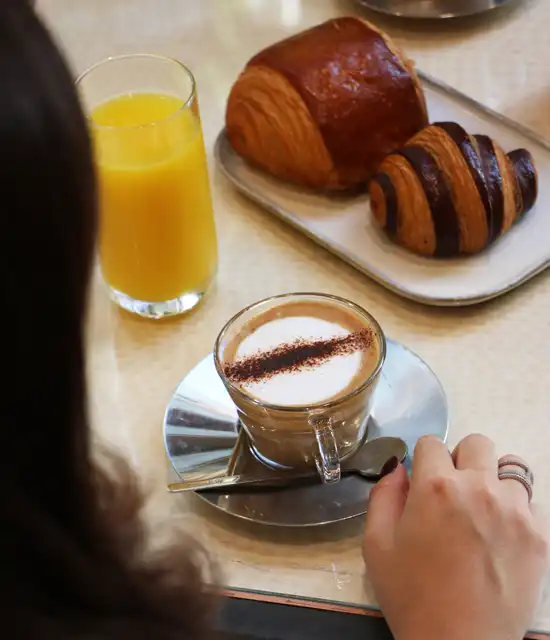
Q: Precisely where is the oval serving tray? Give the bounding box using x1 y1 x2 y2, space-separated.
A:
215 72 550 307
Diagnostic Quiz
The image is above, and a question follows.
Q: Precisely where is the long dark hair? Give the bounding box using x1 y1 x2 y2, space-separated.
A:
0 3 211 637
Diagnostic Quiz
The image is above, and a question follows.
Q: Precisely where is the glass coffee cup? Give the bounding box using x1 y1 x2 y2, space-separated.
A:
214 293 386 484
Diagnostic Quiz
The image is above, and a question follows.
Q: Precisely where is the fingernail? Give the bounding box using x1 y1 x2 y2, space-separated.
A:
381 456 399 476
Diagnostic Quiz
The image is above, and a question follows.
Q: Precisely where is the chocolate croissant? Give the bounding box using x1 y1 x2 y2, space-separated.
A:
369 122 538 257
226 17 428 191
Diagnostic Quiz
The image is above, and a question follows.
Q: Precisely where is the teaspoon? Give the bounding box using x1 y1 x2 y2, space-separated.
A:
167 436 407 494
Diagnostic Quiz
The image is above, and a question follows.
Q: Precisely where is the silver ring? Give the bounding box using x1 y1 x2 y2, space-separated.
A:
498 456 533 477
498 456 535 486
498 469 533 503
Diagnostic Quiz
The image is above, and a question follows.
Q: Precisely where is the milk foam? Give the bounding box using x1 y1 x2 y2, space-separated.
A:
234 316 362 406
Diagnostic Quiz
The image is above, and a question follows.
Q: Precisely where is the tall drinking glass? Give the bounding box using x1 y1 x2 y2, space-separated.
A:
77 55 218 319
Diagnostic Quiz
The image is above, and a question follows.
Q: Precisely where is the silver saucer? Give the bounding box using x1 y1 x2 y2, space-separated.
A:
164 339 448 527
355 0 517 19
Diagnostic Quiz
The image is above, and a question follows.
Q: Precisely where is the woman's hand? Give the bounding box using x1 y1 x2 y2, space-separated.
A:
363 434 548 640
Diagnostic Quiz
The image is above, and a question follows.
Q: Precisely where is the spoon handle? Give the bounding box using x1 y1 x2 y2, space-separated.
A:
168 471 320 494
168 467 387 495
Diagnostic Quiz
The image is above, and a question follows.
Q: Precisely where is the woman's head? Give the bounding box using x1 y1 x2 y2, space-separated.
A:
1 3 210 637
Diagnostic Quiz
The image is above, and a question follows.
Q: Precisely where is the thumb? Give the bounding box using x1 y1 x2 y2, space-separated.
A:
364 463 409 556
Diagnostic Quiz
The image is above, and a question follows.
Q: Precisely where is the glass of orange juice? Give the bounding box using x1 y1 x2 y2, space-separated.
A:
77 54 218 319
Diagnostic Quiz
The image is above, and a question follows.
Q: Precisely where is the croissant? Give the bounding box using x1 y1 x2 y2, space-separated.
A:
369 122 538 257
225 17 428 191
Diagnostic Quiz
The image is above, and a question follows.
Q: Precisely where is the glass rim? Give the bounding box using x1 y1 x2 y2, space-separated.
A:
213 292 387 413
75 53 196 131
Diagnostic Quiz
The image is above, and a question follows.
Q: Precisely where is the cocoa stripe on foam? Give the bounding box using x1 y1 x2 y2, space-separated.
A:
474 134 504 241
396 146 460 257
507 149 538 216
224 329 374 385
372 172 399 238
434 122 493 242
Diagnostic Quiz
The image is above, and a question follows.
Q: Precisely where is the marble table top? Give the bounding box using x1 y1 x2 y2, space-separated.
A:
38 0 550 632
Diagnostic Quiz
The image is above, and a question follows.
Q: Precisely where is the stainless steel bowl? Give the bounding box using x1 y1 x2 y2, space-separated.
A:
355 0 518 19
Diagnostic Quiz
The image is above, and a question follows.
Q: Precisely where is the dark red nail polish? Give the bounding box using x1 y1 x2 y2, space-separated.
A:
381 456 399 476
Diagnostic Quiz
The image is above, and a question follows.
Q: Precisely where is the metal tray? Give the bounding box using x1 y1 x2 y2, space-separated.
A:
215 72 550 307
354 0 518 20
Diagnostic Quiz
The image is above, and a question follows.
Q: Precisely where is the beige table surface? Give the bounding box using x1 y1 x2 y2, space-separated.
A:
38 0 550 632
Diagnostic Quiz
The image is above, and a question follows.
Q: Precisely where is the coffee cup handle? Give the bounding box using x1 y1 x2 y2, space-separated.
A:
311 417 341 484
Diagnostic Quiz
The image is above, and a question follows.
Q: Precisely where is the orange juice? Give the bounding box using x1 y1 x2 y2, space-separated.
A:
92 92 217 303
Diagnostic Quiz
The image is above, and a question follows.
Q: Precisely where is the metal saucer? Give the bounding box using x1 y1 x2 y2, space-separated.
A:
164 339 448 527
355 0 518 19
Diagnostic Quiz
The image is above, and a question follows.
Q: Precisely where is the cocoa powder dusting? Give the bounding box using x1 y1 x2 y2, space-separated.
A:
224 328 374 385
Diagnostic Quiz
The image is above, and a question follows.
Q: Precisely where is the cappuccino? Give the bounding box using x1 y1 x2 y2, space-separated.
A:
215 294 385 474
222 300 380 407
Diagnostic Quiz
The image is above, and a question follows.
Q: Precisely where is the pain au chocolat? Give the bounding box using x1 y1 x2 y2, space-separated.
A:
369 122 538 257
225 17 428 191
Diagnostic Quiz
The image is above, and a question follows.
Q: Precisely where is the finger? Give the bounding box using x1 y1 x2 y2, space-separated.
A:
452 433 497 472
411 435 454 484
498 454 533 508
500 476 532 508
364 464 409 558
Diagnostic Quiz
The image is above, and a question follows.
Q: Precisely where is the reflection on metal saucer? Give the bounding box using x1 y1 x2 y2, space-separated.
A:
163 339 448 527
355 0 518 19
